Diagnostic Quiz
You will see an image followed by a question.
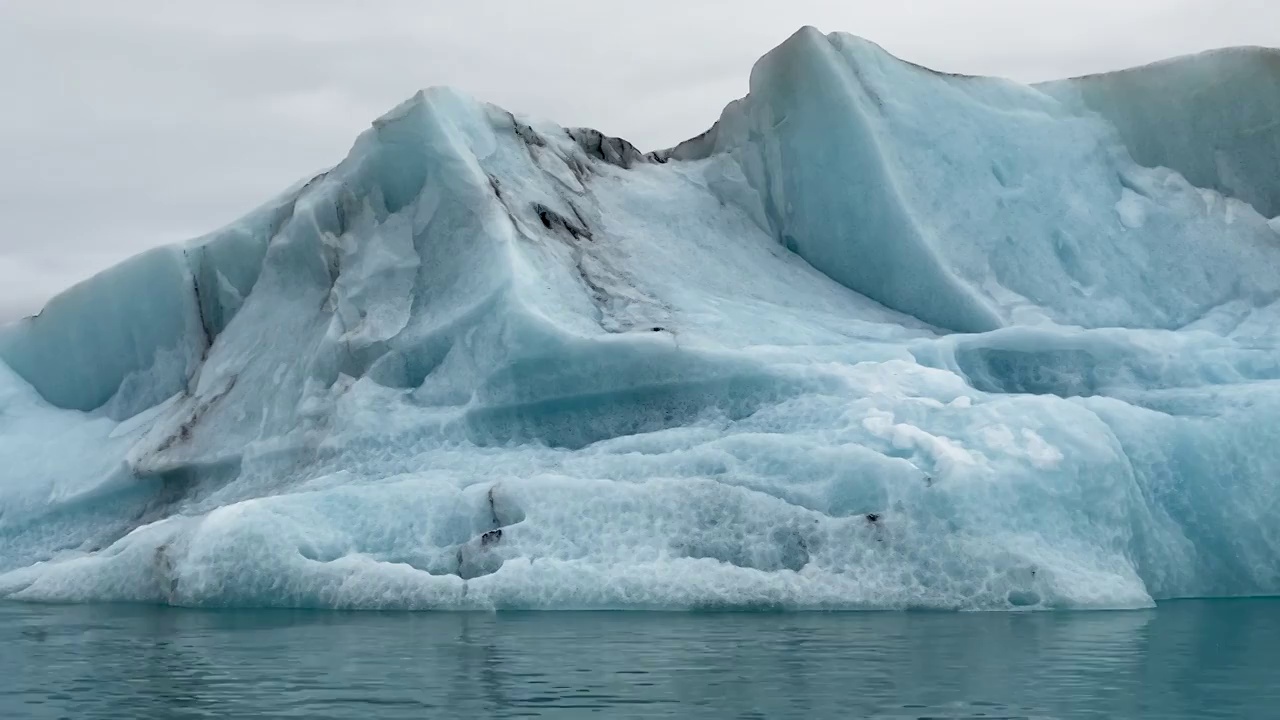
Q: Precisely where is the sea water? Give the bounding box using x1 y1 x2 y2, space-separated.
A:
3 600 1277 719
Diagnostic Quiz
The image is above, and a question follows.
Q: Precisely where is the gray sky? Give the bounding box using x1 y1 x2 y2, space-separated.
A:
2 1 1277 321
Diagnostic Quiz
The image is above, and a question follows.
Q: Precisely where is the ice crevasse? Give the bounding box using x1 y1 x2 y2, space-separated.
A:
2 27 1279 610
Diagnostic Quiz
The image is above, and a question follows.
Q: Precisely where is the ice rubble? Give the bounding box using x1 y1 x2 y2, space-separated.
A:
1 27 1278 610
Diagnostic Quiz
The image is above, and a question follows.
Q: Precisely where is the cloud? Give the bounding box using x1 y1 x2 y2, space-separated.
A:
1 0 1276 320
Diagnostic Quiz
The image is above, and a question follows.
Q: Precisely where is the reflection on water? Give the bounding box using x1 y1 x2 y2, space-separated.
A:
2 600 1277 719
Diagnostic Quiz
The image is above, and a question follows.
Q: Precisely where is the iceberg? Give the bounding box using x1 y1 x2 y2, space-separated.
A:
1 27 1278 610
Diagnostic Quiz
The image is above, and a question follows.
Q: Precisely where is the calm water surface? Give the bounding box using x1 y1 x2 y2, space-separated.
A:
3 600 1277 719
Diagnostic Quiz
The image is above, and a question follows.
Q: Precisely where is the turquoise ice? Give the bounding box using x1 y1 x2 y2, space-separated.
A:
1 28 1277 610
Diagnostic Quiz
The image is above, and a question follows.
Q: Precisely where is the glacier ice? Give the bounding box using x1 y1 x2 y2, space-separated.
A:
1 27 1279 611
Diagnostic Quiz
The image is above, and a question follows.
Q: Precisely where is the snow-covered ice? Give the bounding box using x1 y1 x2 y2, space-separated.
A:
1 28 1278 610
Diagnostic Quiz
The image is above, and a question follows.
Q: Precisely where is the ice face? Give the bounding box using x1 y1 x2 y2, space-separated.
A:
1 28 1278 611
1042 46 1280 220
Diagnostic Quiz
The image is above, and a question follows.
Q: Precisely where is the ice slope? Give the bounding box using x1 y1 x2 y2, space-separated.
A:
1042 47 1280 220
1 28 1278 610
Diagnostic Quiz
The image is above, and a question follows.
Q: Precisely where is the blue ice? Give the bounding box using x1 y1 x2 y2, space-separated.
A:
1 28 1278 611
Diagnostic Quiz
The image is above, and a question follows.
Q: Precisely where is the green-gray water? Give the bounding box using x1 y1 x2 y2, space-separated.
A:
3 600 1277 718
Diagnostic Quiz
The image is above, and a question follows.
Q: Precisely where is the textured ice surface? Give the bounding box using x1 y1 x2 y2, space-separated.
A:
2 28 1279 611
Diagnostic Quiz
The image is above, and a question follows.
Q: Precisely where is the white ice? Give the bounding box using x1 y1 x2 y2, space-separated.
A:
1 28 1278 610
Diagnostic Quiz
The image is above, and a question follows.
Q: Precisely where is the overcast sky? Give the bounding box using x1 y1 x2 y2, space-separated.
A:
2 1 1277 321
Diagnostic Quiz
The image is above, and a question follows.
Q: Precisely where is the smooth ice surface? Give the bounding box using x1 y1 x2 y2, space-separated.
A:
1 28 1278 610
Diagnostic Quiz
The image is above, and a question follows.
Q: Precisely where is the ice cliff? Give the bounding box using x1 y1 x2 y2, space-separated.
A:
2 27 1278 610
